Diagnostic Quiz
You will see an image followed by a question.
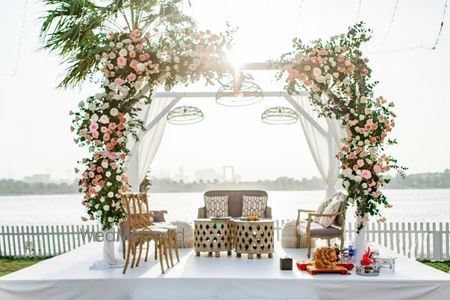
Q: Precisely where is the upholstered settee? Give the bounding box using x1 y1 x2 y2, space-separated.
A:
197 190 272 219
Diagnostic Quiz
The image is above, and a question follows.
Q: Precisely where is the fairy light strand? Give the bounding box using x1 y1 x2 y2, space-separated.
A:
432 0 448 50
0 0 28 77
356 0 362 22
379 0 399 51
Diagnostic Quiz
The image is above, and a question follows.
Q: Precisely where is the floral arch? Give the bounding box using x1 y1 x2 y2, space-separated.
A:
40 1 401 232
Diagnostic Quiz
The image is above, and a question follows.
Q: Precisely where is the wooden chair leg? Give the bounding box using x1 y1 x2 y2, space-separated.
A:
135 240 144 267
296 235 301 248
306 237 311 258
122 241 132 274
162 237 170 269
327 239 331 247
158 240 165 274
172 232 180 263
130 242 137 269
340 236 344 250
155 240 158 260
144 240 150 262
168 236 174 267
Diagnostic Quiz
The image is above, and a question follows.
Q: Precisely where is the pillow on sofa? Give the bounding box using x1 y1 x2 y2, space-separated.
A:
242 195 267 217
318 199 343 227
205 195 229 218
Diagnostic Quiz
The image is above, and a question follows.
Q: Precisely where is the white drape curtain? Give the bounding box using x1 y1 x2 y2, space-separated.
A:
127 97 172 191
292 94 345 198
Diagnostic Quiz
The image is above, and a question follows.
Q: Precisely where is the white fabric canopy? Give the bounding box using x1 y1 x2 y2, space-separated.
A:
292 94 345 198
127 97 175 191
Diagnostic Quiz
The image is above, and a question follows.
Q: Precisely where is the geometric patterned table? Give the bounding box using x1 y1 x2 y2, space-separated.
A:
234 219 274 259
194 219 234 257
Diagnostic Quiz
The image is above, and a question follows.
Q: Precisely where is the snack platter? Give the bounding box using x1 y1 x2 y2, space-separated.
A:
306 265 350 275
296 261 354 271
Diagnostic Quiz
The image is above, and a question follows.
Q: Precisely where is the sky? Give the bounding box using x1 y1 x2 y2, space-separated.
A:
0 0 449 182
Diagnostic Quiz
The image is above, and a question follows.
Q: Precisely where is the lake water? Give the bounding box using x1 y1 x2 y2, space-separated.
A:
0 189 449 225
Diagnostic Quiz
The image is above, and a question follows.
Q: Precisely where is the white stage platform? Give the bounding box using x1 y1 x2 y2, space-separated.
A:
1 242 449 300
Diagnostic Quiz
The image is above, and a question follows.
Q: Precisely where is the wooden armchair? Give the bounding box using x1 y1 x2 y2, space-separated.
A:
295 192 346 258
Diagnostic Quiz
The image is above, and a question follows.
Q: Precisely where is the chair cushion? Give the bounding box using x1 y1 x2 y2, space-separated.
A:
296 222 341 237
242 195 268 217
151 211 166 222
318 199 343 227
204 195 229 217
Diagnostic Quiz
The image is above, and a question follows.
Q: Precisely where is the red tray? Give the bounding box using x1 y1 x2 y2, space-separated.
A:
296 261 354 271
306 265 350 275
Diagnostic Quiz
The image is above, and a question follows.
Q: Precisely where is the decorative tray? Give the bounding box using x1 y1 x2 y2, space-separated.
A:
296 261 354 271
355 265 380 276
210 216 232 220
306 265 350 275
239 216 261 221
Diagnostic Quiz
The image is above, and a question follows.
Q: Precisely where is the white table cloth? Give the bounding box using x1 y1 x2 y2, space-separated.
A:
0 243 449 300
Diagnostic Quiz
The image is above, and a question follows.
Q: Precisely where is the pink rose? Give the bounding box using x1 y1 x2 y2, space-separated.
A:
117 57 127 68
357 159 365 167
114 78 124 85
361 170 372 180
92 130 99 139
348 152 356 159
287 69 299 81
119 49 128 57
103 133 110 142
373 165 382 174
129 50 136 58
89 123 98 132
127 73 137 81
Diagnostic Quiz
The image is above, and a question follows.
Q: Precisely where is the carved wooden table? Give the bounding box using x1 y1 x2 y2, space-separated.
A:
194 218 234 257
234 219 274 259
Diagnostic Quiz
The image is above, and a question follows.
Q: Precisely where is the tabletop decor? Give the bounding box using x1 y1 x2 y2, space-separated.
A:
305 247 350 275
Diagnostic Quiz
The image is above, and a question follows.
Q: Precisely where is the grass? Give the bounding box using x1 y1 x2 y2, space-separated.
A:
417 259 450 273
0 258 48 277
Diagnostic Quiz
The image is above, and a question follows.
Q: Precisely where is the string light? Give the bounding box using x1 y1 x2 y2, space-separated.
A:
432 0 448 50
379 0 399 51
356 0 362 22
295 0 305 36
0 0 28 77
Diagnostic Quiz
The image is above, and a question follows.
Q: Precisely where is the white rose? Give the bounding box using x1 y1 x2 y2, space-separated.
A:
101 161 108 168
95 204 99 209
91 114 99 123
106 171 111 177
359 115 365 121
362 183 368 189
110 108 119 117
116 175 122 181
99 115 110 124
363 190 369 196
108 192 114 198
78 101 84 108
354 175 362 182
95 185 102 192
108 217 114 223
100 102 109 109
173 56 180 63
358 141 364 146
103 205 110 211
343 168 353 178
97 210 103 216
100 197 105 202
137 63 145 71
313 67 322 77
343 180 350 189
106 182 112 187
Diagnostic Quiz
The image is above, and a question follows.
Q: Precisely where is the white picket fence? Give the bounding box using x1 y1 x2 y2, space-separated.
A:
0 221 449 261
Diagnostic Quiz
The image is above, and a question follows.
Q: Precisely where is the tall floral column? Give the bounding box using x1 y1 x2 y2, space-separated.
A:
281 23 405 262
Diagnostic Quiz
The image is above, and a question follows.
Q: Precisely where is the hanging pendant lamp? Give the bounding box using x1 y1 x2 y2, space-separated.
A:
216 71 263 107
167 106 204 125
261 107 298 125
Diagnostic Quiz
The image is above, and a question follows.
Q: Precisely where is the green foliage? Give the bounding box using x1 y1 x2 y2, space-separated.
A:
40 0 196 87
0 258 48 277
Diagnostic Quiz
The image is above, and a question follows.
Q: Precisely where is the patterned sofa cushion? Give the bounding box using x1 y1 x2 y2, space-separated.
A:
242 195 268 217
318 199 343 227
204 195 229 217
